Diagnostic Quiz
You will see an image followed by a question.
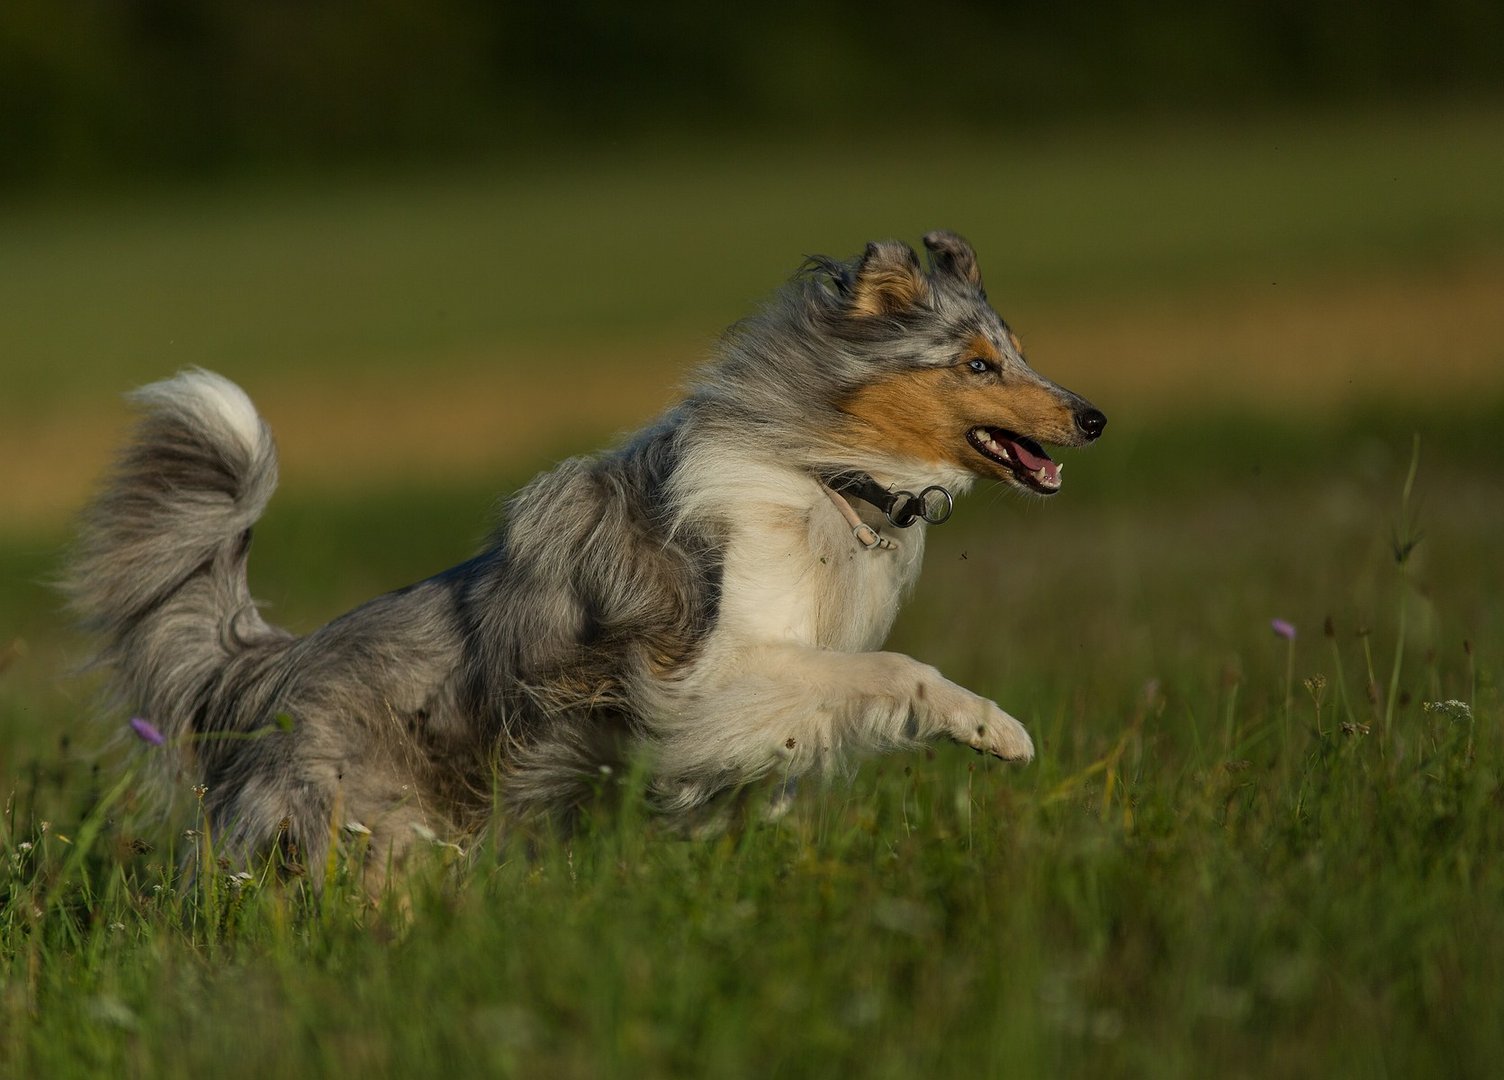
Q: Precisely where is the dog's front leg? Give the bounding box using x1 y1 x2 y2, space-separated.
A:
655 644 1033 803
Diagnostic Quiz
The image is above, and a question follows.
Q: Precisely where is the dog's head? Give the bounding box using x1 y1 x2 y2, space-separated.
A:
818 231 1104 496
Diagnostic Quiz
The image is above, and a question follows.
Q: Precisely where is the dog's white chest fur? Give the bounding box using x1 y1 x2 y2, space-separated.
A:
711 469 925 652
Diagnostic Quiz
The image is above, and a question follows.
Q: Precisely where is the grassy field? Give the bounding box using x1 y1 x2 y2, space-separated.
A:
2 106 1503 1076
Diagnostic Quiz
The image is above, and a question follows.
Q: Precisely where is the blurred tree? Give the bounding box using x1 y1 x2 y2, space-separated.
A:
1 0 1500 188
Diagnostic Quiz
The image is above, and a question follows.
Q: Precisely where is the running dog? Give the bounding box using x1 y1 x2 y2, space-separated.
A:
67 230 1105 878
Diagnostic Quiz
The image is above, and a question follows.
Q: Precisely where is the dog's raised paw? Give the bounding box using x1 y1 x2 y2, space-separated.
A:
913 674 1036 763
962 703 1035 763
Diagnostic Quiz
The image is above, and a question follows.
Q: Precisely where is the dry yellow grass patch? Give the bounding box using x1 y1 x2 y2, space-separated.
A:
1 343 693 535
1028 256 1504 418
3 258 1502 536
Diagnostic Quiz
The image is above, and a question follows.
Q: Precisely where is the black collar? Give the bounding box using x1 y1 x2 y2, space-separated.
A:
821 472 954 529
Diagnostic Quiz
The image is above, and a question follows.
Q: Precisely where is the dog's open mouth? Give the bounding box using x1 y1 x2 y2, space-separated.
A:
967 427 1062 494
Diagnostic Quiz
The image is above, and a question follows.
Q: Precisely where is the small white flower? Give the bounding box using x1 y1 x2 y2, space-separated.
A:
109 922 126 932
1422 699 1473 722
16 841 31 853
409 821 464 856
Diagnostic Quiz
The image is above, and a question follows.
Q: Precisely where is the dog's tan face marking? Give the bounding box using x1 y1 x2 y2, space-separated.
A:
836 369 957 465
836 366 1084 491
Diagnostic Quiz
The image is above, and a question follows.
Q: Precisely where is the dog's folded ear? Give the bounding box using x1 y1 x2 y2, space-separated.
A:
849 240 932 317
922 230 983 290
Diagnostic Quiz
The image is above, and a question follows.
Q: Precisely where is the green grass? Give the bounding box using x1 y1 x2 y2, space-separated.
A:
2 405 1501 1077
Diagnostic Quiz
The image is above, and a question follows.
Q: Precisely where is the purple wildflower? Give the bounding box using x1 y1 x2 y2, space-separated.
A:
129 717 166 746
1270 618 1297 641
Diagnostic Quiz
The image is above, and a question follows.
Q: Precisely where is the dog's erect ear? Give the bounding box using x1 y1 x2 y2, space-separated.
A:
922 230 983 290
849 240 932 317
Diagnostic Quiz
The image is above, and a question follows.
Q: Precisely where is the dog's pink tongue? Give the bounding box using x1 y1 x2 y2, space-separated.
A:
1010 439 1058 469
1007 437 1058 483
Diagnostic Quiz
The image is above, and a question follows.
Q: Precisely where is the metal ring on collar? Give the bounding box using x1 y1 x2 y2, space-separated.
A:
883 485 953 528
884 490 918 528
823 471 956 530
916 485 953 525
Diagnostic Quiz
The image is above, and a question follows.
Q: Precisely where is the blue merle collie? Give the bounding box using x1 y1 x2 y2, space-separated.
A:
67 231 1105 882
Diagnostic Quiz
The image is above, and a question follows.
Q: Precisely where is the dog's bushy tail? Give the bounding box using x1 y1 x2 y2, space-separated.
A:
65 370 292 768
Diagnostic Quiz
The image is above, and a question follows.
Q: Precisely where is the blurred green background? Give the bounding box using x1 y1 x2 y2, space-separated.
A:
4 0 1503 186
2 1 1502 617
2 0 1502 627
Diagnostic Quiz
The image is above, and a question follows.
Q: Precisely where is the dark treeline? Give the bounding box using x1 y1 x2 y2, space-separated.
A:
3 0 1500 187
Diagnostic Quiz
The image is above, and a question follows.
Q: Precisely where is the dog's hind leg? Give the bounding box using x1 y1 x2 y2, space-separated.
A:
651 644 1033 809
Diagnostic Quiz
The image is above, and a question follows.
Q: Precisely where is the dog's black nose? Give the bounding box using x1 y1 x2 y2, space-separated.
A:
1074 408 1107 441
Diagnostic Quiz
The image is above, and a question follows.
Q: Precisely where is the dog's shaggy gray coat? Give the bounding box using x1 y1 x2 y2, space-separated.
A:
66 231 1103 880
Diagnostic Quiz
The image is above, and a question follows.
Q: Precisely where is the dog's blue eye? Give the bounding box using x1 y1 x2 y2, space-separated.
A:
967 358 990 374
